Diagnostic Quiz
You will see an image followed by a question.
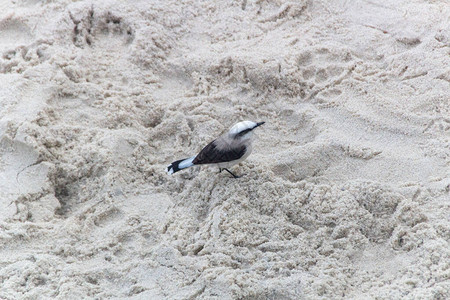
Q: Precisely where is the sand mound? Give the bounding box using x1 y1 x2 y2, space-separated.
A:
0 0 449 299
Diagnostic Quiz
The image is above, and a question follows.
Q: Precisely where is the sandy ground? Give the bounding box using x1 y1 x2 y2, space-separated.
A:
0 0 449 299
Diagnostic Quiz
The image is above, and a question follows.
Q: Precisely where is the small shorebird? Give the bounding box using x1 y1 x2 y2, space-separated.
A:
167 120 265 178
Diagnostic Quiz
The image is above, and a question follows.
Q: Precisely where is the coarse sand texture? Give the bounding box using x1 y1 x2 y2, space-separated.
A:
0 0 449 299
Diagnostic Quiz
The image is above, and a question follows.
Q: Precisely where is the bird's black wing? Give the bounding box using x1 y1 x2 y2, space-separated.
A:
192 140 246 165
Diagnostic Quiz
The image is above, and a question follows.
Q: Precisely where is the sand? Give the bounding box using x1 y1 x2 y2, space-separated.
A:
0 0 449 299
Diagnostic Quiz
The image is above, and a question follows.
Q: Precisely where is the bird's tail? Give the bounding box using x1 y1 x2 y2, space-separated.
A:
167 156 195 174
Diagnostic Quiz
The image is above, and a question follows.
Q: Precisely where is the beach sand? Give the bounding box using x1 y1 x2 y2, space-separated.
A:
0 0 449 298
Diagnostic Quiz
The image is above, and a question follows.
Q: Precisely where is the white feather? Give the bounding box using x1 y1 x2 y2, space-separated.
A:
179 156 195 169
228 120 257 136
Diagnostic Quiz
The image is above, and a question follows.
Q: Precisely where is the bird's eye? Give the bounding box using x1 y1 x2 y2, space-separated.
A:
237 129 251 137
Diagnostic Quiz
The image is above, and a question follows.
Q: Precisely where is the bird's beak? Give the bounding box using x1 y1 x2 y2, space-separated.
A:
254 121 265 128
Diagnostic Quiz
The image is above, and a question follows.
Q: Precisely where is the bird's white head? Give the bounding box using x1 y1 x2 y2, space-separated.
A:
228 120 265 140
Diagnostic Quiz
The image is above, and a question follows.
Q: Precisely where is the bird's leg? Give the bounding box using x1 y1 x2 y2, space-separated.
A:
218 168 223 173
223 168 240 179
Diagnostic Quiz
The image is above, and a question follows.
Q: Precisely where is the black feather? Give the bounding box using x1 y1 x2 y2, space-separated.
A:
193 140 246 165
168 158 189 174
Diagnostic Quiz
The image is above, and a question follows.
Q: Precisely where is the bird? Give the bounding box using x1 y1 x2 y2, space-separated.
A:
167 120 265 178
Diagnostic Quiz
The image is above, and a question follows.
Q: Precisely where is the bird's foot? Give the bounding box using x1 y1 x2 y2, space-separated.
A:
223 168 241 179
